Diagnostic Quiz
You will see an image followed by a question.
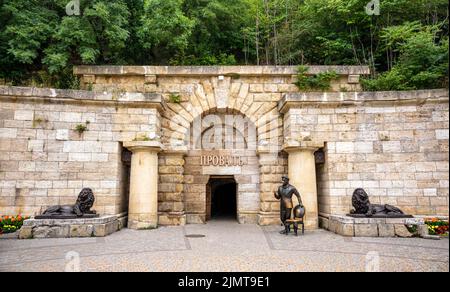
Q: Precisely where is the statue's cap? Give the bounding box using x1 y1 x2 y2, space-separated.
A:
282 176 289 180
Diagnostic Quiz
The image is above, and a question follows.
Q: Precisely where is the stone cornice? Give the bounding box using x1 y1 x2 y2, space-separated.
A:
73 65 371 77
123 141 164 153
0 86 166 111
278 89 449 113
283 141 325 152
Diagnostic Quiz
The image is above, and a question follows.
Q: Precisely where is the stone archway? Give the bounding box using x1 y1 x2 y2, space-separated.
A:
182 109 260 224
156 76 285 227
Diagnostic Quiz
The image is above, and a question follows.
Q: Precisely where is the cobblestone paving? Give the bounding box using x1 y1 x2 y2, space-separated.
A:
0 220 448 272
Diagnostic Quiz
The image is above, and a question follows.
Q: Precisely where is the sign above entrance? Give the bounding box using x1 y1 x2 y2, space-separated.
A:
200 155 245 167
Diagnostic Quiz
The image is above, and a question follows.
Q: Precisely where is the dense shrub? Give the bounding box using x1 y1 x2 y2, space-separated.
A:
295 66 339 91
362 25 449 91
0 0 448 90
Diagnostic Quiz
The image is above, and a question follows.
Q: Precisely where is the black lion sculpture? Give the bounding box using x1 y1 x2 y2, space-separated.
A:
41 188 97 217
350 188 407 217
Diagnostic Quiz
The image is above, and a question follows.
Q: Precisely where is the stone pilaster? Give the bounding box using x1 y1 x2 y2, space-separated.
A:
257 147 288 226
158 147 188 226
124 141 163 230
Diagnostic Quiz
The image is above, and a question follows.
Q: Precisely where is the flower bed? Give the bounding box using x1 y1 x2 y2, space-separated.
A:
0 215 29 234
425 218 449 236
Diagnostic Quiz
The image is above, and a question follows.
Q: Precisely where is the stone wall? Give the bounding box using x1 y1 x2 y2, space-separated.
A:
74 65 368 94
74 66 369 153
0 86 163 216
1 66 448 226
280 89 449 217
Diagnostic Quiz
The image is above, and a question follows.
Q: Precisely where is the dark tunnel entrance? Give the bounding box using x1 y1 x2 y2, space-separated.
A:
206 176 237 221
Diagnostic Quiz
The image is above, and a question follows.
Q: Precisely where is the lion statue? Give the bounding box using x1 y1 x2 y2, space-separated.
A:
350 188 405 217
42 188 97 217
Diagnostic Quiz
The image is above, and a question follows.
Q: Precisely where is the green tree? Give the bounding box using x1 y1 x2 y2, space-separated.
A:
0 0 132 87
137 0 195 64
172 0 252 65
363 27 448 90
0 0 58 83
43 0 131 73
0 0 448 90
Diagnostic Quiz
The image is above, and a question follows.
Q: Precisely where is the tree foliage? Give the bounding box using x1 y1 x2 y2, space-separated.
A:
138 0 194 64
0 0 448 90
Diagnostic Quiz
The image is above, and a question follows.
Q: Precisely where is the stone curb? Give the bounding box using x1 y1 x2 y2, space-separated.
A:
279 89 449 112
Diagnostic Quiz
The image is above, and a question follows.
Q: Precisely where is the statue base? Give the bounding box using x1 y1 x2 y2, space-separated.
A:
34 214 99 220
346 214 414 219
322 215 426 238
19 214 127 239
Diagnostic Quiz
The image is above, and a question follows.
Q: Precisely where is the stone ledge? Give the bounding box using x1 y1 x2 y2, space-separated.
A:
329 214 426 225
74 65 371 77
283 141 325 152
0 86 165 109
23 215 119 226
123 141 164 152
279 89 449 112
19 214 127 239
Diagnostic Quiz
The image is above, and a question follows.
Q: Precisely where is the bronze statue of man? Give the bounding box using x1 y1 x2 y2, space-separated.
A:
274 176 303 234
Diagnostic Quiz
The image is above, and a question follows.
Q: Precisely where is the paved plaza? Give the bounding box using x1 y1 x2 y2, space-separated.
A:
0 220 448 272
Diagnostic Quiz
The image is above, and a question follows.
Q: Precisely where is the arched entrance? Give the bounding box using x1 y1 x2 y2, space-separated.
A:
183 109 260 224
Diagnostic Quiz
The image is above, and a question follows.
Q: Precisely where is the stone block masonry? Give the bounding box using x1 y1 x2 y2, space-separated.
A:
280 89 449 218
0 66 448 230
0 86 164 217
